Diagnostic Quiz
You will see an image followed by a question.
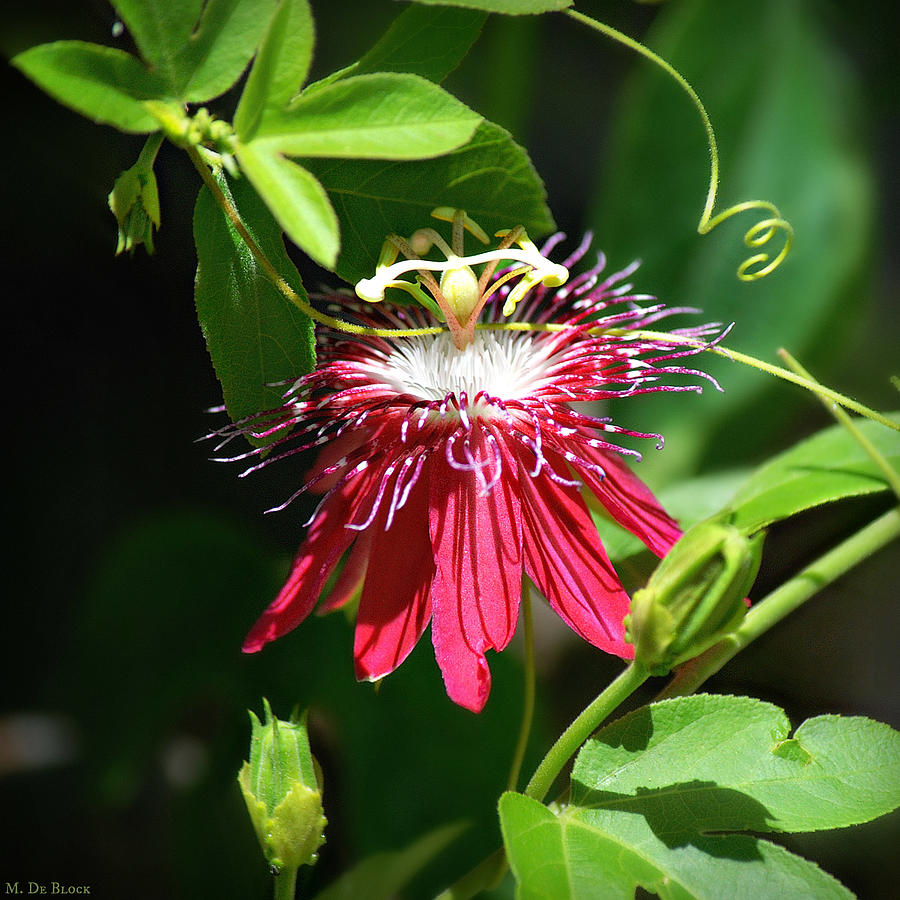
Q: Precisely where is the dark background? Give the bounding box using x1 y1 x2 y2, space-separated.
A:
2 1 897 897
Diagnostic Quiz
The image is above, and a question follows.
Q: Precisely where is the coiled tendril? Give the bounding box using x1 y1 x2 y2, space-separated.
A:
567 10 793 282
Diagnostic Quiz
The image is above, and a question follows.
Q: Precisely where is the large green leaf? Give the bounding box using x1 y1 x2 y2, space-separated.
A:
588 0 873 479
253 73 481 159
112 0 276 101
726 413 900 531
234 0 315 139
572 695 900 833
236 143 339 268
11 41 169 133
410 0 571 13
501 792 852 900
193 172 315 429
353 5 487 82
304 121 555 285
501 695 900 898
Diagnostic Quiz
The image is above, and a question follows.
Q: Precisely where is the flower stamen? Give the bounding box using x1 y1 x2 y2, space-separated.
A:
355 209 570 350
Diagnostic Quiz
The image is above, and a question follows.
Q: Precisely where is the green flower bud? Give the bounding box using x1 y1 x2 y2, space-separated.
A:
624 520 764 674
237 700 327 874
108 156 160 256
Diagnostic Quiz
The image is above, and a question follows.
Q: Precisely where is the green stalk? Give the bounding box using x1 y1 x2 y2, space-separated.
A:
273 867 297 900
658 508 900 700
507 583 536 793
524 663 649 802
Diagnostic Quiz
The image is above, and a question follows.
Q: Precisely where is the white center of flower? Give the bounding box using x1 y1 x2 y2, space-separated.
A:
374 331 547 404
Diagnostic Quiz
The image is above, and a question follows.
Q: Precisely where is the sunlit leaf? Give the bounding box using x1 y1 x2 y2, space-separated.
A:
726 413 900 531
236 143 339 267
573 695 900 833
502 694 900 898
234 0 315 138
253 73 481 159
501 791 852 899
11 41 168 132
112 0 277 101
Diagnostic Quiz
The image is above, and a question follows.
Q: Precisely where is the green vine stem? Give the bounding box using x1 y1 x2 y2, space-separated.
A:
565 9 793 280
507 582 537 793
778 349 900 501
657 507 900 700
524 662 650 803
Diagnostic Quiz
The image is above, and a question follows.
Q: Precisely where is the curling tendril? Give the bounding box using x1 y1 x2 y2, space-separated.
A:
566 9 793 281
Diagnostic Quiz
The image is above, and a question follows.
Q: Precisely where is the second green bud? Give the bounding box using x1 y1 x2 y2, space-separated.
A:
624 519 764 674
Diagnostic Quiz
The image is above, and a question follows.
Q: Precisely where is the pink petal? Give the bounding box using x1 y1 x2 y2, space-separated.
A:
242 461 381 653
513 444 634 658
574 438 681 558
317 528 373 614
428 426 523 712
353 462 434 682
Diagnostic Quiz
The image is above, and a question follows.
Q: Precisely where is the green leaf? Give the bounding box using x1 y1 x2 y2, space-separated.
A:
354 5 487 83
312 823 465 900
112 0 277 101
572 695 900 834
588 0 874 480
304 121 555 285
11 41 168 133
235 0 315 139
726 413 900 531
501 791 853 900
502 694 900 898
193 172 315 429
110 0 203 81
409 0 571 14
253 72 481 159
236 143 339 268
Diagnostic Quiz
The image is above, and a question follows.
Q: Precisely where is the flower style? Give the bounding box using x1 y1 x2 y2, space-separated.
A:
215 212 722 712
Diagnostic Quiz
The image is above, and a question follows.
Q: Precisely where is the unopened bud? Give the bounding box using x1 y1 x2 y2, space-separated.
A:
237 700 326 874
624 520 764 674
108 160 160 255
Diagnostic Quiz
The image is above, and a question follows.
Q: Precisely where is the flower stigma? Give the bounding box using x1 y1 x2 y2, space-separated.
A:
355 208 569 350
